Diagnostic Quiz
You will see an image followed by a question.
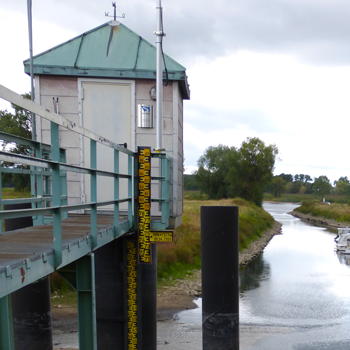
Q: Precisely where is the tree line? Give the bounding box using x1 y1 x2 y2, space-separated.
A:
185 139 350 205
269 174 350 199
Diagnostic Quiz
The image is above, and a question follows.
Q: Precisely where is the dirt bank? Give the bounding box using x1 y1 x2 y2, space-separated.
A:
290 211 348 230
157 220 282 320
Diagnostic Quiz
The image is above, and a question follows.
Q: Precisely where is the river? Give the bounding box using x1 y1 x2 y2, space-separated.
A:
176 202 350 349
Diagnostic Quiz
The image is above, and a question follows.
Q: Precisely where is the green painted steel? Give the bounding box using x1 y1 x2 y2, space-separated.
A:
0 295 14 350
23 22 190 99
114 149 120 238
0 165 2 234
76 254 97 350
128 155 133 229
90 140 97 249
51 122 63 267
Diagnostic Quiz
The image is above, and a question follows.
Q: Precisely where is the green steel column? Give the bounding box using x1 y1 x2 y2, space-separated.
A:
128 155 132 229
51 122 62 267
0 295 14 350
0 165 2 234
133 154 139 231
60 149 68 220
114 149 120 238
161 156 166 225
34 143 44 226
90 140 97 249
77 254 97 350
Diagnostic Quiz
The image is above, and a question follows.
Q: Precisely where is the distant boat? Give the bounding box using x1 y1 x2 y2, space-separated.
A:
334 227 350 252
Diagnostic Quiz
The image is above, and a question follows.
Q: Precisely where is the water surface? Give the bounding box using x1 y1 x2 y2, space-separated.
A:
177 202 350 349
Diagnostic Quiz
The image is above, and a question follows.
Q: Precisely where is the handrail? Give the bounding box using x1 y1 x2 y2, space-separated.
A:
0 85 171 269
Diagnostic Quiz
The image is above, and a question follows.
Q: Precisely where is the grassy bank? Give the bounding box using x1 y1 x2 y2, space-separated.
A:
264 192 350 204
157 197 274 286
1 188 31 199
294 201 350 224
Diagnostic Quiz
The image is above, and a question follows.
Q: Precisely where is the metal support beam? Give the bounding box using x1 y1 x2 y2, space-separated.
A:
51 122 62 267
128 155 133 228
77 253 97 350
0 295 14 350
114 149 120 238
90 140 97 249
0 166 2 234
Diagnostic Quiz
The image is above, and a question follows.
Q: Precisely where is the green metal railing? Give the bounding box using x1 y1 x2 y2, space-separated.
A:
0 84 171 269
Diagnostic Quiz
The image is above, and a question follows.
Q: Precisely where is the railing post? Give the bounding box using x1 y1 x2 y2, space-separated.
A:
33 143 44 225
60 148 68 220
51 122 62 267
0 295 14 350
114 149 120 238
90 140 97 249
133 154 139 231
0 165 2 234
77 253 97 350
128 155 132 229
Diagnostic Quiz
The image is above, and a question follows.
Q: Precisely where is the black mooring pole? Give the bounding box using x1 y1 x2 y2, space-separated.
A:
201 206 239 350
141 244 157 350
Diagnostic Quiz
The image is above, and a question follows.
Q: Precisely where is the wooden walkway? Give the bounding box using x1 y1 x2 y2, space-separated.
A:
0 214 131 297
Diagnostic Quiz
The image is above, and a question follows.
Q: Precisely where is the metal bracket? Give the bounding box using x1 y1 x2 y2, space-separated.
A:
5 266 11 278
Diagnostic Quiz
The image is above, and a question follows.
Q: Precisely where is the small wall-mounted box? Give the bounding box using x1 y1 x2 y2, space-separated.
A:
137 104 154 128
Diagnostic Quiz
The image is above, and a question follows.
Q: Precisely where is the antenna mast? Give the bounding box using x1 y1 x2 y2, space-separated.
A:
155 0 165 151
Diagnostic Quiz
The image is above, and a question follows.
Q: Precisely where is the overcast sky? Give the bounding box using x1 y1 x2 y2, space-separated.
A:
1 0 350 183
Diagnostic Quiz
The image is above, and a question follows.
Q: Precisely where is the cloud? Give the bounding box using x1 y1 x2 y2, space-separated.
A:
3 0 350 67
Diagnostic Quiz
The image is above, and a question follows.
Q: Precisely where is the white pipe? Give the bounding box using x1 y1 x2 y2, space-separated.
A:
27 0 36 141
156 0 163 151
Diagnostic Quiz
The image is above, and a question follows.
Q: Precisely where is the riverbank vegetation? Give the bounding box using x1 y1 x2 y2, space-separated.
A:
294 201 350 224
157 197 274 286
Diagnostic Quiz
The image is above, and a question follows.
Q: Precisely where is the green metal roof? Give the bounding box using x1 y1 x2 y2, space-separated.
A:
24 22 190 99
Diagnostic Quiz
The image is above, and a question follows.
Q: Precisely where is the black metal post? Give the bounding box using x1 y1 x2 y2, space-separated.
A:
141 244 157 350
201 206 239 350
95 239 125 349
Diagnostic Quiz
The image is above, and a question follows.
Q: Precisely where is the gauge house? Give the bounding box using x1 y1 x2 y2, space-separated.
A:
24 21 190 228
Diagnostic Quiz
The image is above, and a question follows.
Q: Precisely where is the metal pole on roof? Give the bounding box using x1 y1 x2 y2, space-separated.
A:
27 0 36 141
155 0 163 151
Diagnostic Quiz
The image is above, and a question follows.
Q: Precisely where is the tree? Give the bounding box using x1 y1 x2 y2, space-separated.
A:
313 176 332 199
234 137 279 206
0 93 32 191
184 174 199 191
270 176 286 197
195 145 237 199
196 138 279 206
278 173 293 183
334 176 350 195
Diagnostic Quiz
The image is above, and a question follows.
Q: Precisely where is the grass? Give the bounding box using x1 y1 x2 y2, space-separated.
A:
157 197 274 286
1 187 31 199
50 272 77 307
263 192 350 204
295 201 350 223
183 190 209 200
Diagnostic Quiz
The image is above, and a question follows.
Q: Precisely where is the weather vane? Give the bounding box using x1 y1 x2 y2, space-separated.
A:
105 2 125 21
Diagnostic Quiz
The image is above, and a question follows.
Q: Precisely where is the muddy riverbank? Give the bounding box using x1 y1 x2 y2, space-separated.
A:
290 210 349 230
